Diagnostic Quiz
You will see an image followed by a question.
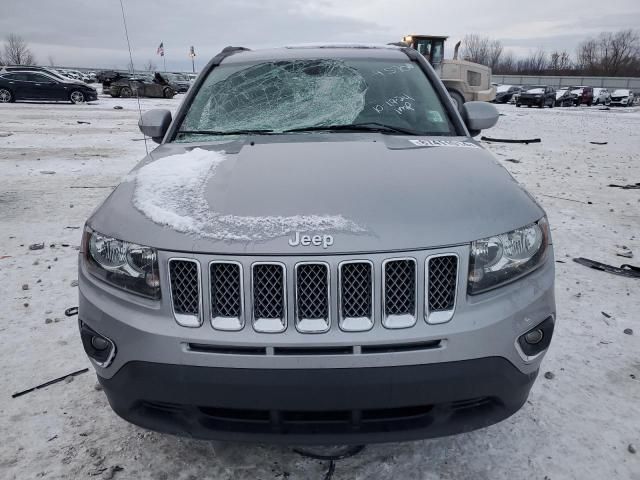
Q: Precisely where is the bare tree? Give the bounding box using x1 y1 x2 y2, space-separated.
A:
459 34 503 70
2 34 36 65
577 29 640 75
144 59 157 72
549 50 572 73
47 54 55 67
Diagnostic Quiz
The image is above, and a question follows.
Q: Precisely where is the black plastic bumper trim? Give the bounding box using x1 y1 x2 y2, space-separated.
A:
98 357 537 445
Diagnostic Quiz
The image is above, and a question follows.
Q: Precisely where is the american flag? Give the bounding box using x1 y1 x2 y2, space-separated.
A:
157 42 164 57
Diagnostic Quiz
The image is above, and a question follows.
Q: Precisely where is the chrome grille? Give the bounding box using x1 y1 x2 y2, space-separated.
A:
252 263 286 332
168 259 201 327
383 259 416 328
425 254 458 324
339 261 373 331
295 263 330 333
210 261 243 331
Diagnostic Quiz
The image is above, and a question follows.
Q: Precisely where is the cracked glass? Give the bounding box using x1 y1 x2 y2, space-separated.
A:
176 57 454 141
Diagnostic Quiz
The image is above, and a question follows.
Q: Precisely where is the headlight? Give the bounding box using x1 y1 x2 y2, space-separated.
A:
82 227 160 299
468 218 549 295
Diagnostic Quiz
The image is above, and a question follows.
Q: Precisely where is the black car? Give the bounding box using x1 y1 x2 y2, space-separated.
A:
494 85 522 104
0 68 98 103
165 73 191 93
516 85 556 108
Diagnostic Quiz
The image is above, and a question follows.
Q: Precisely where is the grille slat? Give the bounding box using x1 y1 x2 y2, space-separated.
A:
252 263 286 333
210 261 243 331
426 255 458 324
168 259 201 327
339 261 373 331
383 259 417 329
295 263 330 333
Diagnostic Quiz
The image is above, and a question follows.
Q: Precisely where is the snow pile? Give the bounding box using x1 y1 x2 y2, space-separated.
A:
132 148 365 240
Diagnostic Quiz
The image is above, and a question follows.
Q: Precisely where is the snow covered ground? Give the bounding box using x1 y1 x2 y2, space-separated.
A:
0 97 638 480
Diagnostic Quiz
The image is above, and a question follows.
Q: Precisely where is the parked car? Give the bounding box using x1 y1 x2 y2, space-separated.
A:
109 75 176 98
516 85 556 108
569 86 593 106
79 44 556 445
592 88 611 106
610 89 634 107
555 88 575 107
494 85 522 104
165 73 191 93
0 68 98 103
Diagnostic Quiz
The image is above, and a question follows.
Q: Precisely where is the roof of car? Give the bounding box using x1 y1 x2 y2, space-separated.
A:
221 44 407 64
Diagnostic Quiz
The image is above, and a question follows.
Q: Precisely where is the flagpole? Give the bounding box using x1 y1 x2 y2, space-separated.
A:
163 55 166 72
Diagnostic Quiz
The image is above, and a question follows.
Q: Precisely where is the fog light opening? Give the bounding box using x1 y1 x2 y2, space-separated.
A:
79 321 116 367
516 316 554 360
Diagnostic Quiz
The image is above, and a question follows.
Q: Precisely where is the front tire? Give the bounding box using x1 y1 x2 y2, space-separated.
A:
69 90 85 104
120 86 133 98
162 87 175 99
447 90 465 114
516 103 521 107
0 88 13 103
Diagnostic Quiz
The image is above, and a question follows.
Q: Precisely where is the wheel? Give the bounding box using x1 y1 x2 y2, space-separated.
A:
110 89 121 98
549 99 555 108
163 87 175 99
587 101 592 106
0 88 13 103
516 103 521 107
447 90 465 114
527 105 532 108
69 90 85 104
120 86 133 98
594 99 599 105
539 99 545 108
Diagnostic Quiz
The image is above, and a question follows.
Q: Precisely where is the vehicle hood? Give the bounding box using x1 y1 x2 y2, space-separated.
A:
88 136 545 254
522 89 544 95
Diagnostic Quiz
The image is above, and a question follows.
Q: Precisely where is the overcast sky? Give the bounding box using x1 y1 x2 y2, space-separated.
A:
2 0 640 71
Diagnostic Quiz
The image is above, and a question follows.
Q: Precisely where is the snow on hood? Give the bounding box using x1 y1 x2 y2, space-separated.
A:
525 88 544 94
131 148 365 241
496 85 512 93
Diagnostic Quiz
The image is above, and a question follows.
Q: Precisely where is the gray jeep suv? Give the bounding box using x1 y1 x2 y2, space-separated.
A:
78 44 556 445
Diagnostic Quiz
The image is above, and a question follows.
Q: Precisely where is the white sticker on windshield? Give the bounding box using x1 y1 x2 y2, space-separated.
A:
409 139 480 148
427 110 444 123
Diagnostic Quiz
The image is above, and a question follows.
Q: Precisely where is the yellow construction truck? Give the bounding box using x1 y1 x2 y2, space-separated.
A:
402 35 496 112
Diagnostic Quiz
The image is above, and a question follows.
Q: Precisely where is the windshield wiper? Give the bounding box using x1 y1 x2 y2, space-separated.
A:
282 122 423 136
177 129 274 136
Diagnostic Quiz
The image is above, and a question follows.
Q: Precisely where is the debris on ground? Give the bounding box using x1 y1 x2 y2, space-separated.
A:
623 329 633 336
544 371 555 380
629 444 637 454
573 258 640 278
481 136 541 144
22 284 29 290
0 132 13 137
608 182 640 190
11 368 89 398
601 312 612 319
39 171 56 175
113 106 123 110
505 158 521 163
65 306 79 317
77 121 91 125
28 242 45 250
45 318 53 324
590 141 608 145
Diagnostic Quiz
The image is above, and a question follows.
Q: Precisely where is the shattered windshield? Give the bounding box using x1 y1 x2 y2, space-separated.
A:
175 58 455 141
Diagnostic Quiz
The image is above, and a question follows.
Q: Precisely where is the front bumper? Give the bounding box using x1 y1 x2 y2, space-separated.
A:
79 245 555 443
99 357 537 444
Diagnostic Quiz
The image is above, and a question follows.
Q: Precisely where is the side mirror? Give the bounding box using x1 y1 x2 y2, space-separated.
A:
138 109 172 144
462 101 499 137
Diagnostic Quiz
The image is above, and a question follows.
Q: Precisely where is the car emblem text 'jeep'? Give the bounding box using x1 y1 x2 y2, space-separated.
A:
288 232 334 249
